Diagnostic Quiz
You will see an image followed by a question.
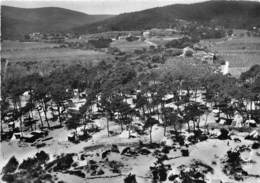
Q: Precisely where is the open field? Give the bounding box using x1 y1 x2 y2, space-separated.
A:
110 40 150 52
207 37 260 67
200 34 260 76
1 41 111 63
148 35 183 46
1 41 114 79
2 41 59 51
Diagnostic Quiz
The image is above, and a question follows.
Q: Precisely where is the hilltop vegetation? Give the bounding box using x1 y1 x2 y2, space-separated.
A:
1 6 113 40
2 1 260 40
200 30 260 76
74 0 260 34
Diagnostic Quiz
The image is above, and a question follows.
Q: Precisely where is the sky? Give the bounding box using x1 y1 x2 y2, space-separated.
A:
2 0 217 15
2 0 259 15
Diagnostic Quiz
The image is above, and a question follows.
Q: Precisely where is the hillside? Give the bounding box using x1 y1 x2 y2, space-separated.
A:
1 6 113 40
74 0 260 33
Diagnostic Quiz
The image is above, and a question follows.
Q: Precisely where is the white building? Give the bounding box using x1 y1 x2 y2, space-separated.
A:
143 31 150 38
221 61 229 75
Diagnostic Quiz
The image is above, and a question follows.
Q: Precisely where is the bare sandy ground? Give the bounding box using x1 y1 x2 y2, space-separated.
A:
1 119 260 183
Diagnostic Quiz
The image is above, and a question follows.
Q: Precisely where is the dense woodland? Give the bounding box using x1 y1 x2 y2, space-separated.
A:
1 6 113 40
1 56 260 142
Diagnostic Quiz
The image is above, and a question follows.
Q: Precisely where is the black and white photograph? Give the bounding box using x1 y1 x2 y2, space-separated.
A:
1 0 260 182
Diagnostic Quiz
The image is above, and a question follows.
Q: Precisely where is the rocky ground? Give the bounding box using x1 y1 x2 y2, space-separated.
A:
1 116 260 183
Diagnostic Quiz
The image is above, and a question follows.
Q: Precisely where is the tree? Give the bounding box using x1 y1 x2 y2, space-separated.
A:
219 102 235 121
161 107 172 136
49 83 72 126
240 64 260 83
22 102 37 131
183 102 204 131
99 93 117 136
101 62 137 92
199 104 210 128
162 107 182 135
100 93 133 133
144 116 158 144
79 92 97 134
7 78 26 135
33 82 51 129
2 156 19 174
134 92 148 118
117 100 132 132
0 98 9 141
66 113 81 136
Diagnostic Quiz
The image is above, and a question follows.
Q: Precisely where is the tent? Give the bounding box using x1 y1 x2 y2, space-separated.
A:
31 130 48 138
167 168 179 181
8 122 15 129
219 118 226 125
245 119 257 127
245 130 260 141
182 47 194 57
119 130 139 138
161 137 174 146
232 114 243 128
211 179 223 183
10 132 36 143
250 130 259 139
209 129 221 137
21 133 36 143
11 132 22 141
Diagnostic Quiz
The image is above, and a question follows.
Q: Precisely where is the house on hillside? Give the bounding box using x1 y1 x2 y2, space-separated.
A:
220 61 229 75
143 31 150 38
118 35 128 40
202 54 215 64
28 32 44 41
198 51 215 64
182 47 194 57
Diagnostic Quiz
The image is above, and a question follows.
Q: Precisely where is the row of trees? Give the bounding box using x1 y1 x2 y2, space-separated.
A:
1 59 260 142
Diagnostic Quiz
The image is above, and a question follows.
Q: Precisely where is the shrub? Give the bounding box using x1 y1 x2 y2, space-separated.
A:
19 157 38 170
2 173 15 183
88 38 112 48
52 154 74 172
165 37 196 49
183 49 193 57
126 36 139 42
213 55 226 65
2 156 19 174
65 170 85 178
151 55 165 64
165 48 183 57
19 151 49 170
36 151 49 162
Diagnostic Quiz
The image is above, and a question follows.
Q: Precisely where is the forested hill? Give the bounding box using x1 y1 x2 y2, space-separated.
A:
2 1 260 40
73 0 260 34
1 6 113 40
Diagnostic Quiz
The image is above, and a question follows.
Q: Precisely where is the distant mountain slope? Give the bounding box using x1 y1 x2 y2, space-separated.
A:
74 0 260 34
1 6 113 40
